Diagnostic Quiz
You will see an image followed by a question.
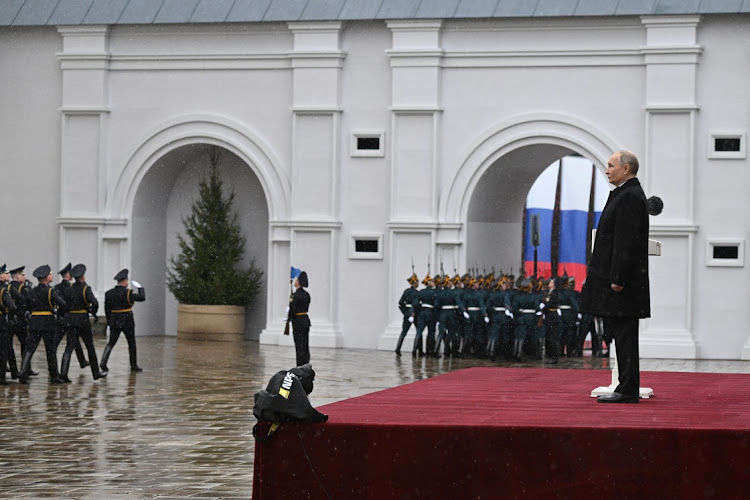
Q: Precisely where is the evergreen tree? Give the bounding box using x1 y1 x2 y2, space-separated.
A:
167 148 263 306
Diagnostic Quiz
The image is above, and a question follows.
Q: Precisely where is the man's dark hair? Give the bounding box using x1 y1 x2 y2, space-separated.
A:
618 150 640 175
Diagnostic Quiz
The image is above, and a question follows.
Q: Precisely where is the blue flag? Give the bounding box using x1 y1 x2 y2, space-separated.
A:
290 266 301 280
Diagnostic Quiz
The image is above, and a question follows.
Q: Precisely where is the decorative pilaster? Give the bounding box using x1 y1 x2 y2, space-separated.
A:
57 26 111 293
640 16 702 358
261 22 346 347
379 21 445 349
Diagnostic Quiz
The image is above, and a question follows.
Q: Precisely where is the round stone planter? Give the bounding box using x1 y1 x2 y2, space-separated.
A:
177 303 246 342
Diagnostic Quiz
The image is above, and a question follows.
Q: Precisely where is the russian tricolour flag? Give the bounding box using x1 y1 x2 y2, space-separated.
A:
523 156 610 290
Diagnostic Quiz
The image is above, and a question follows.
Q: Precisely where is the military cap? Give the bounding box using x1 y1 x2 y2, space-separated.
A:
421 273 432 286
567 276 576 288
9 266 25 275
32 265 51 279
59 262 72 276
407 273 419 285
451 274 461 285
460 273 471 285
0 264 6 273
114 269 129 281
519 278 532 292
70 264 86 279
298 271 309 288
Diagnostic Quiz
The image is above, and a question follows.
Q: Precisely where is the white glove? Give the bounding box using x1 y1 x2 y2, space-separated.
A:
509 313 514 319
539 303 545 310
408 316 414 323
505 309 512 317
436 322 440 330
483 316 489 324
577 313 582 320
131 280 142 288
285 307 290 313
463 312 470 319
536 311 542 316
557 309 562 317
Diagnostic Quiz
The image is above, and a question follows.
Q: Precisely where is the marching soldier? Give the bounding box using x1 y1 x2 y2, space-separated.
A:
558 275 580 357
60 264 106 382
101 269 146 373
8 266 35 377
411 273 438 357
18 265 66 384
541 277 563 363
0 264 17 384
435 275 462 357
53 263 89 368
395 272 420 356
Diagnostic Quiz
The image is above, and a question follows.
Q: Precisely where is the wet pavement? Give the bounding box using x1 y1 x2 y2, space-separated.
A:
1 335 749 499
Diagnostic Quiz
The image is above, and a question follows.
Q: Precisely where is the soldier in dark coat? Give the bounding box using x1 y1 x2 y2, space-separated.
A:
101 269 146 372
486 276 513 360
411 273 438 357
18 265 67 384
53 263 88 369
287 271 311 367
580 150 650 404
60 264 106 382
0 264 17 384
8 266 33 376
395 273 419 356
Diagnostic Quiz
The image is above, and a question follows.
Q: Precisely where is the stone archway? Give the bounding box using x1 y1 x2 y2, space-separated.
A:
107 116 288 339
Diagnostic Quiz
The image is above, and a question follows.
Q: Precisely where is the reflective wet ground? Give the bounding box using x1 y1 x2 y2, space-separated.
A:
1 336 748 499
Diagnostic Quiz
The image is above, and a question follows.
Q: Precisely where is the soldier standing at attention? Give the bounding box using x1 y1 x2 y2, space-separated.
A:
511 279 538 360
395 273 420 356
53 263 88 369
101 269 146 373
460 276 490 358
60 264 106 382
435 276 461 357
8 266 35 377
411 273 438 357
486 276 514 361
288 271 311 367
18 265 67 384
0 264 17 384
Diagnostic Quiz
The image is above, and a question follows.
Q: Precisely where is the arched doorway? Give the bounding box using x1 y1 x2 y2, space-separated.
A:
130 143 269 339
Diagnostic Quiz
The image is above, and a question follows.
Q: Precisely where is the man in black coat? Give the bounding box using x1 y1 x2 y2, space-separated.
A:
580 150 650 404
101 269 146 372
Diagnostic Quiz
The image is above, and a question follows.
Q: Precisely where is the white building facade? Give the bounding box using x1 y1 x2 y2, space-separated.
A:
1 1 748 359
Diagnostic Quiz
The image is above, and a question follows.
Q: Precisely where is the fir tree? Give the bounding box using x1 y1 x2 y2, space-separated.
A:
167 148 263 307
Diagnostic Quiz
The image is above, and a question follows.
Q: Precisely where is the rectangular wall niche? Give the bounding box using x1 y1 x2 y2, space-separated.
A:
351 130 385 157
349 233 383 260
708 131 746 159
705 239 744 267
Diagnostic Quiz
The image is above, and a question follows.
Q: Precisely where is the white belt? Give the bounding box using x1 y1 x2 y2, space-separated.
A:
520 309 536 314
404 304 413 308
442 305 457 309
559 305 572 309
467 307 480 311
421 304 434 308
493 307 506 311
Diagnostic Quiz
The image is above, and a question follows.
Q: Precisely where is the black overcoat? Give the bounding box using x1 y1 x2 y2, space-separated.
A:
580 177 650 319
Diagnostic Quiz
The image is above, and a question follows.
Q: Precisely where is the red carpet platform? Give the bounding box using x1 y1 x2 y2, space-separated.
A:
252 368 750 499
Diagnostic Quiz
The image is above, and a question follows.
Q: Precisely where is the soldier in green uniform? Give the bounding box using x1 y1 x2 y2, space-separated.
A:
18 265 67 384
411 273 438 357
459 276 489 358
558 275 580 357
486 276 514 360
511 279 538 360
435 275 462 357
541 277 562 363
395 273 419 356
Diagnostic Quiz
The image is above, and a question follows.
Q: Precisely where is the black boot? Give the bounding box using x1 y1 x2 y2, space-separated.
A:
129 344 142 372
395 333 406 356
18 351 33 384
99 344 112 372
60 352 72 383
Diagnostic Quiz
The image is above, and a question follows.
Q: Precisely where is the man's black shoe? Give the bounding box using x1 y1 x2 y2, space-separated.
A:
131 366 143 372
597 392 639 404
0 379 10 385
80 361 90 368
29 370 40 376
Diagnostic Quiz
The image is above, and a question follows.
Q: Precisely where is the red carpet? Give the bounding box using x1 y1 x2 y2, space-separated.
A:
252 368 750 499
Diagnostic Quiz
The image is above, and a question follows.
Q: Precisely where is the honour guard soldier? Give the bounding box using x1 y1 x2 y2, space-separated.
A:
54 263 89 368
0 265 17 384
8 266 34 376
511 279 539 360
460 276 489 358
18 265 67 384
558 275 580 357
102 269 146 372
411 273 438 357
541 277 563 363
60 264 106 382
287 271 311 366
435 275 462 357
486 276 514 360
395 272 420 356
